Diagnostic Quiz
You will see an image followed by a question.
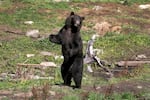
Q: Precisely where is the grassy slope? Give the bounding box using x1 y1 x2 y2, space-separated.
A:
0 0 150 99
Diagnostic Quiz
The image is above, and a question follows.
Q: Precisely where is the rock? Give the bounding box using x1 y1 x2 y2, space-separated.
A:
53 0 69 2
120 0 128 5
0 42 2 47
111 26 122 34
135 54 147 60
0 73 7 78
91 34 99 40
93 22 122 36
40 62 57 67
87 65 93 73
83 41 87 44
93 6 103 11
0 1 3 5
30 75 54 80
40 51 53 56
26 54 35 58
93 22 111 36
8 74 16 78
14 92 32 98
0 90 13 95
26 30 40 38
117 7 121 13
96 86 101 90
137 85 142 89
54 55 64 60
139 4 150 9
49 91 56 96
24 21 34 25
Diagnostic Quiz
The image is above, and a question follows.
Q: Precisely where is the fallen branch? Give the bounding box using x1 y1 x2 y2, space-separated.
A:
116 61 150 67
84 35 113 77
17 62 58 69
17 63 42 69
0 25 25 35
5 30 24 35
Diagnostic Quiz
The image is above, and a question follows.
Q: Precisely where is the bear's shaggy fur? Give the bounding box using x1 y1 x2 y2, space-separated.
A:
49 12 84 88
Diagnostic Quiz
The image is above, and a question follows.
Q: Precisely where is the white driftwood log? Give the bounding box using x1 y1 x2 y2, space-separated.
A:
116 61 150 67
84 35 113 77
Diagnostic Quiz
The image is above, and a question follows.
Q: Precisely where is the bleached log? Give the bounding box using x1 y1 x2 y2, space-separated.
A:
116 61 150 67
17 62 58 68
84 34 113 77
17 63 42 67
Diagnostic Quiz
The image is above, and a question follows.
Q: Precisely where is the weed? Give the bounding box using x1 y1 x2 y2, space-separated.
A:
88 92 105 100
0 0 150 99
62 94 81 100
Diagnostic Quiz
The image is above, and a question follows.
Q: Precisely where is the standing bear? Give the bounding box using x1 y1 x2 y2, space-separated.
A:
49 12 84 88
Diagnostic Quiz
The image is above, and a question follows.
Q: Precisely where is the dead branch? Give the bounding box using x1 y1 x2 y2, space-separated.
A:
84 35 113 77
17 63 42 68
5 30 25 35
17 62 57 67
116 61 150 67
0 25 24 35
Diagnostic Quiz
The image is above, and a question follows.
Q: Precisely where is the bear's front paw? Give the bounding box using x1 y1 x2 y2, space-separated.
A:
49 34 61 44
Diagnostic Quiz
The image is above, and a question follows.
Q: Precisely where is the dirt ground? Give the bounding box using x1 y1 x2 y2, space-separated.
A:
0 2 150 99
0 80 149 99
0 2 150 40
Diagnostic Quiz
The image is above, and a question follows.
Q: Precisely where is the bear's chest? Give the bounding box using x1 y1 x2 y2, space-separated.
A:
63 34 81 49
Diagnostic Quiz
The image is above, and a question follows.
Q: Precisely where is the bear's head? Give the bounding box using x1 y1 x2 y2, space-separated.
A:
65 12 84 29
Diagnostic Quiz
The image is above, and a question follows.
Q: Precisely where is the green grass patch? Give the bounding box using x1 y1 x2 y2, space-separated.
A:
88 92 137 100
71 0 150 3
0 36 61 72
0 79 52 91
0 1 150 99
94 33 150 61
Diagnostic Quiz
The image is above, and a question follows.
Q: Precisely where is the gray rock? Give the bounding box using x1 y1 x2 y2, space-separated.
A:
26 30 40 38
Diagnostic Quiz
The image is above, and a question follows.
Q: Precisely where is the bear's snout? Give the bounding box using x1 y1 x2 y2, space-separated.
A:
74 20 80 27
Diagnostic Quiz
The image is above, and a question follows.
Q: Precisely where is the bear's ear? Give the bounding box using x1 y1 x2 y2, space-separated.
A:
81 17 85 20
70 12 75 16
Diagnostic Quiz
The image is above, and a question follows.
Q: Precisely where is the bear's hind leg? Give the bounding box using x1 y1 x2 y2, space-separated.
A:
72 57 83 88
61 58 74 86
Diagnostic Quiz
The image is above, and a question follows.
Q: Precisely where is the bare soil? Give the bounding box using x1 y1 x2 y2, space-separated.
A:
0 2 150 100
0 80 149 99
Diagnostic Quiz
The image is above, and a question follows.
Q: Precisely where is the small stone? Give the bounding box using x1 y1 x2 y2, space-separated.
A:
87 65 93 73
14 92 32 98
49 91 56 96
0 73 7 77
54 55 64 60
26 54 35 58
111 26 122 34
93 22 111 36
0 90 13 95
91 34 99 40
0 96 7 99
137 86 142 89
24 21 34 25
26 30 40 38
8 74 16 78
40 51 53 56
53 0 69 2
40 62 57 67
136 54 147 60
0 42 2 47
96 86 101 90
139 4 150 9
93 6 103 11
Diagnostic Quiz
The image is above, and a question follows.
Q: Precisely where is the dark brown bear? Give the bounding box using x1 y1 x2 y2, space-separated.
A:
49 12 84 88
